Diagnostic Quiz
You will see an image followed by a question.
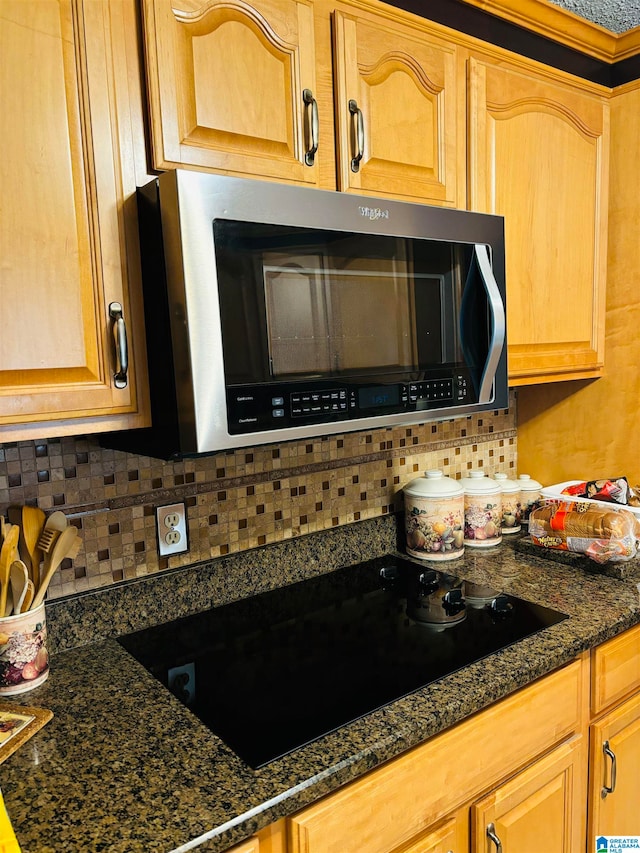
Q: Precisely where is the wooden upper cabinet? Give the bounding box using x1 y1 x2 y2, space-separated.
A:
468 56 609 385
0 0 147 439
332 8 464 205
142 0 321 184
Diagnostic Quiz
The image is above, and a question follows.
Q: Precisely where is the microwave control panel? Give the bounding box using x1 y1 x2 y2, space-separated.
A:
226 371 475 435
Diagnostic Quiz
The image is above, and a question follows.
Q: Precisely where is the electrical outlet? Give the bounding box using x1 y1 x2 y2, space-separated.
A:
156 502 188 556
167 663 196 705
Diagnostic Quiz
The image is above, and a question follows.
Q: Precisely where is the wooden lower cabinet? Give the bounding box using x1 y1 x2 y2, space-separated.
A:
394 811 468 853
588 689 640 839
471 737 585 853
587 622 640 841
228 839 260 853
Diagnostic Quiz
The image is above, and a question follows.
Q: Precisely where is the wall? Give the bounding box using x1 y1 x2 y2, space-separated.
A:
516 81 640 488
0 398 516 601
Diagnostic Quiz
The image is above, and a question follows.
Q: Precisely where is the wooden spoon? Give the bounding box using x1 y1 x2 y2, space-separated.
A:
0 525 20 616
10 560 29 615
32 526 81 609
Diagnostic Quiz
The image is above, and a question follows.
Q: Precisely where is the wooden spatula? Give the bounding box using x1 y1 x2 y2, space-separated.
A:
32 526 81 609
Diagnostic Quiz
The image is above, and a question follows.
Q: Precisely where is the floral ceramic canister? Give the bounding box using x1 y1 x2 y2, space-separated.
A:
0 603 49 696
460 470 502 547
404 470 465 561
518 473 543 526
493 472 522 534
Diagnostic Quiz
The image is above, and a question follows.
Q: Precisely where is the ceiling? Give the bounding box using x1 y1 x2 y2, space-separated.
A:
550 0 640 33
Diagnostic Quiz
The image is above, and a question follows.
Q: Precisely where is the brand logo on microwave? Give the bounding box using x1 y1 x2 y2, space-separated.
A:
358 205 389 221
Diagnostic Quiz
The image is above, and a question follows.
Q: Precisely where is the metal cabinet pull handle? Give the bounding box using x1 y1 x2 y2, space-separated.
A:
109 302 129 389
303 89 319 166
602 740 617 798
348 98 364 172
487 823 503 852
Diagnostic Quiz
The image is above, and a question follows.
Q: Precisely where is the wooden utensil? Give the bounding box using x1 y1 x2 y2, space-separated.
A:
10 560 29 615
0 525 20 616
32 526 81 609
19 506 46 590
35 510 68 561
20 579 34 614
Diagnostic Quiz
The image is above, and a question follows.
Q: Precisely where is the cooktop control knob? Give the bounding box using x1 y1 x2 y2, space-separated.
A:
379 563 400 590
490 594 513 616
443 587 465 615
418 570 439 594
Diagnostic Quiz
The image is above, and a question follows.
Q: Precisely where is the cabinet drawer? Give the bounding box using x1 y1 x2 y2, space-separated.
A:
228 840 259 853
288 659 583 853
592 623 640 715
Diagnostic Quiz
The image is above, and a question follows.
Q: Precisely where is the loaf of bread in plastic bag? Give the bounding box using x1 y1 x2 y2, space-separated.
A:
528 501 640 563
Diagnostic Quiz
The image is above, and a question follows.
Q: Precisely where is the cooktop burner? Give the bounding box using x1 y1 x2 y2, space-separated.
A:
118 553 568 768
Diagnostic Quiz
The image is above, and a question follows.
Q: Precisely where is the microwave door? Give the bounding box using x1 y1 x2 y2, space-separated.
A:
460 244 506 403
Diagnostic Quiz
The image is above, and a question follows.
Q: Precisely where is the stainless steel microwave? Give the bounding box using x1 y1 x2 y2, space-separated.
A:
117 169 507 458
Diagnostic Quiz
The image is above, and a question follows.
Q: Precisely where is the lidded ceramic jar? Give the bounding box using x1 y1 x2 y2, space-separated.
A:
518 473 543 526
493 472 522 534
403 470 465 561
459 470 502 547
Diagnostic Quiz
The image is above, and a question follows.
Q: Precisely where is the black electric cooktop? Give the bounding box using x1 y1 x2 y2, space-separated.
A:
119 553 568 768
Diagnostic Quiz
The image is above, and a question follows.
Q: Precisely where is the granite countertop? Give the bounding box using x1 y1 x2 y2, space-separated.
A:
2 520 640 853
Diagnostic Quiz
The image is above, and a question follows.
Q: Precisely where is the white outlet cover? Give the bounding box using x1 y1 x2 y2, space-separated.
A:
156 502 189 556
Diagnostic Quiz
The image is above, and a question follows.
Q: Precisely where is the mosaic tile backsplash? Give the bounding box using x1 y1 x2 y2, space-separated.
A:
0 395 517 600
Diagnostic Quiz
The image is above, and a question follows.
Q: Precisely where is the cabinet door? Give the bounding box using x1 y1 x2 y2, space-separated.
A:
469 56 609 385
332 9 464 206
393 811 468 853
0 0 146 439
228 838 260 853
589 692 640 838
471 737 585 853
142 0 321 184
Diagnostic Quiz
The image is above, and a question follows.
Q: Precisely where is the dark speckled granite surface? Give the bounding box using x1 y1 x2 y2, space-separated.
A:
2 516 640 853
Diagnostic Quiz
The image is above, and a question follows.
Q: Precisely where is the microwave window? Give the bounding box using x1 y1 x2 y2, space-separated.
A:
263 264 444 377
213 221 469 385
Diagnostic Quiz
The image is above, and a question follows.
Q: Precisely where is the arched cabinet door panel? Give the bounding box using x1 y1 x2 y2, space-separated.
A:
142 0 321 185
332 8 464 206
468 55 609 385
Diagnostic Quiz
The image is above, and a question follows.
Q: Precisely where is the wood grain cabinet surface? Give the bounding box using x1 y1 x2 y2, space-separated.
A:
141 0 465 205
471 736 585 853
0 0 149 440
588 626 640 840
142 0 321 185
468 53 609 386
329 3 465 205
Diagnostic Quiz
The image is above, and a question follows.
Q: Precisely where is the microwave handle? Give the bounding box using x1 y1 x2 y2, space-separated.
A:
473 244 506 404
